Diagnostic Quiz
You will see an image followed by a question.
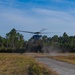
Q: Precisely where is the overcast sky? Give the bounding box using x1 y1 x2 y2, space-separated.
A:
0 0 75 40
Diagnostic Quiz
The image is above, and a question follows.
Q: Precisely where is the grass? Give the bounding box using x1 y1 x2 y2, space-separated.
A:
0 53 58 75
49 54 75 65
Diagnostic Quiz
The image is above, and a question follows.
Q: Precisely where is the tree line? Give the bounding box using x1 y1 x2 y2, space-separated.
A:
0 28 25 53
0 28 75 53
43 32 75 52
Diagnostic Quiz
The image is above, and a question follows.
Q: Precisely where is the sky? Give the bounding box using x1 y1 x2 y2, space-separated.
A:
0 0 75 40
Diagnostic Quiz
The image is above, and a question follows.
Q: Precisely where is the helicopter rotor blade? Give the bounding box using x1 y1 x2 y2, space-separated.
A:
17 30 35 34
17 30 60 35
40 32 60 34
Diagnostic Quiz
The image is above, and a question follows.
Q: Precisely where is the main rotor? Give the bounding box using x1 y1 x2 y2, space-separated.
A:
17 28 47 35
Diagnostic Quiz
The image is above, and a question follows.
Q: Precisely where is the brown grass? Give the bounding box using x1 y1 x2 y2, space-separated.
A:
49 54 75 65
0 53 58 75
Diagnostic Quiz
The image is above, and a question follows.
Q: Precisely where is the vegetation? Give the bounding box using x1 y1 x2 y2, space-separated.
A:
0 28 25 53
49 54 75 65
43 32 75 52
0 28 75 52
0 53 57 75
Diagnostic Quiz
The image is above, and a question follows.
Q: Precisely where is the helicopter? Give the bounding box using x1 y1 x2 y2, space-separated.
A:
17 29 47 40
17 29 57 52
17 29 48 52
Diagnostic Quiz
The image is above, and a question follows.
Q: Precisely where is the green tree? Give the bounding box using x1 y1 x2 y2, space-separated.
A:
6 28 25 52
0 36 6 50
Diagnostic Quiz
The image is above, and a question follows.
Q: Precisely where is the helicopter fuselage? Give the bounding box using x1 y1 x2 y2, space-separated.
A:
32 35 42 40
